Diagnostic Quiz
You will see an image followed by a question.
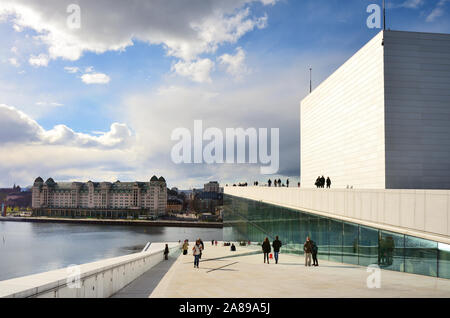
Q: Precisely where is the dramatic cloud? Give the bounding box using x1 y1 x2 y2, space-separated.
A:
0 0 275 65
81 72 110 85
0 104 133 149
218 47 249 79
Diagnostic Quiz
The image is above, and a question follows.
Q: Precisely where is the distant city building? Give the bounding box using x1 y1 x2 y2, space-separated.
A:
204 181 223 193
193 190 223 214
166 199 183 213
0 184 30 209
6 191 32 208
32 176 167 218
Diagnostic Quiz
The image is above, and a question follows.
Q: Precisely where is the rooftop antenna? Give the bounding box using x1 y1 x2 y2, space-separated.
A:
309 67 312 93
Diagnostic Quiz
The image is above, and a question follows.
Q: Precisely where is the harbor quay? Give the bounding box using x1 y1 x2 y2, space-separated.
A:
0 216 222 229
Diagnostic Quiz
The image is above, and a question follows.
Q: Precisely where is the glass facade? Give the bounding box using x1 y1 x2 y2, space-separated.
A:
223 194 450 279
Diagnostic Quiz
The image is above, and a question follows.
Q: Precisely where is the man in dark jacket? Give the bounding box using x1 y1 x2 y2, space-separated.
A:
304 237 313 266
311 240 319 266
272 236 282 264
326 177 331 189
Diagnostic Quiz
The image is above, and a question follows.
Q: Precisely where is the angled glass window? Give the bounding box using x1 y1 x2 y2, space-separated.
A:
405 235 438 277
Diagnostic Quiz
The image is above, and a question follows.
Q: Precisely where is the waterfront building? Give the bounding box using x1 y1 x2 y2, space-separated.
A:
166 199 183 213
204 181 222 193
32 176 167 218
224 30 450 279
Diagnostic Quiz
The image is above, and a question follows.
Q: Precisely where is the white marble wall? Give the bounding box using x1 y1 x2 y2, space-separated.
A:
0 242 180 298
300 31 386 189
300 30 450 190
224 187 450 243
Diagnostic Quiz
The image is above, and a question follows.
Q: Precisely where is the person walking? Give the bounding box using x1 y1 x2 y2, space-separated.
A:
320 176 325 188
212 239 214 246
182 240 189 255
192 239 202 268
326 177 331 189
311 240 319 266
315 176 320 188
268 179 272 187
286 179 289 188
272 236 282 264
198 238 204 259
262 237 271 264
304 237 313 266
164 244 169 260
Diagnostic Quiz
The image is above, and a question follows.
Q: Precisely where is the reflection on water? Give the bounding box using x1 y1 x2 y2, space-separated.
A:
0 221 222 281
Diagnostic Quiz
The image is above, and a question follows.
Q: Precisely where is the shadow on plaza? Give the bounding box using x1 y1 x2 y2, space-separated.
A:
276 263 360 269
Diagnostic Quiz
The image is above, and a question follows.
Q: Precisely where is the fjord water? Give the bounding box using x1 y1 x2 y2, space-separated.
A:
0 221 222 281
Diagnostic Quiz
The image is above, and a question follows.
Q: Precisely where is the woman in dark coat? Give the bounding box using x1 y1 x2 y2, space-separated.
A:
262 237 271 264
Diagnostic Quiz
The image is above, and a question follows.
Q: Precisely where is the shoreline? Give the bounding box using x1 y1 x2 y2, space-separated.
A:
0 216 223 229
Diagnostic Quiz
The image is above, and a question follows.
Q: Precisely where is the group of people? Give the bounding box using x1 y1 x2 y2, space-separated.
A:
228 180 302 188
177 236 320 269
261 236 319 267
268 179 290 187
180 239 224 268
181 238 205 268
315 176 331 188
261 236 283 264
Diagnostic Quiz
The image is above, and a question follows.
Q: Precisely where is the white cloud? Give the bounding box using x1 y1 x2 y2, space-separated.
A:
64 66 79 73
0 104 133 149
28 53 49 67
218 47 249 79
426 0 448 22
8 57 20 67
172 59 215 83
400 0 424 8
81 72 111 85
36 101 63 107
84 66 94 73
0 0 276 72
10 46 18 54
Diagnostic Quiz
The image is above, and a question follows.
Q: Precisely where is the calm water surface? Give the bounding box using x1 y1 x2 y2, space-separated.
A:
0 221 222 281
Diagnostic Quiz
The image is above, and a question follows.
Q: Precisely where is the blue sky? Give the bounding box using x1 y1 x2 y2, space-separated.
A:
0 0 449 189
